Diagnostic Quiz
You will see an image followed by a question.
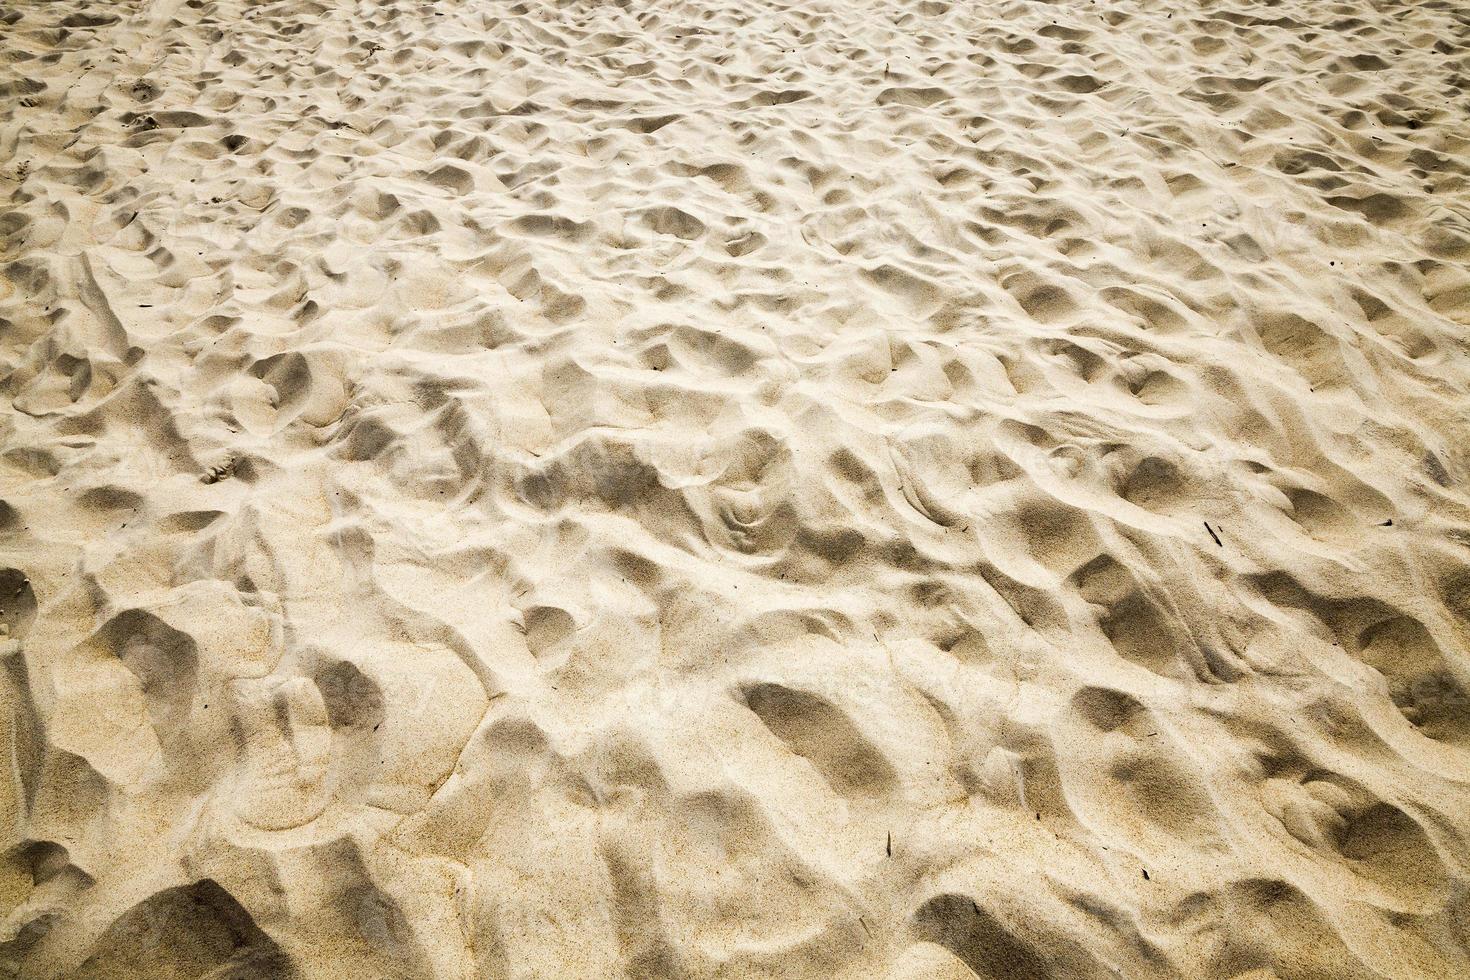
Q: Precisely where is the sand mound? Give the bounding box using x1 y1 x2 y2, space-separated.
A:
3 0 1470 976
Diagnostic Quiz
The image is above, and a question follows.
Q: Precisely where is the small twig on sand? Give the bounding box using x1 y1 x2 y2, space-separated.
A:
1204 521 1222 547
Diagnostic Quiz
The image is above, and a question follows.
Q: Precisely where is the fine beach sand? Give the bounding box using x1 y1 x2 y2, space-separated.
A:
3 0 1470 976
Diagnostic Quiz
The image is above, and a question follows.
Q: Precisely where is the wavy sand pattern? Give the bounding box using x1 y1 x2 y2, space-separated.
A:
3 0 1470 976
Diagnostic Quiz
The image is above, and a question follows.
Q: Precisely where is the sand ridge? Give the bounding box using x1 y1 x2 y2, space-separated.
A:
2 0 1470 976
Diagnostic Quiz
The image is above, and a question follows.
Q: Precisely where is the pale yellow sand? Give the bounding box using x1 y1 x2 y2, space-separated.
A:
3 0 1470 976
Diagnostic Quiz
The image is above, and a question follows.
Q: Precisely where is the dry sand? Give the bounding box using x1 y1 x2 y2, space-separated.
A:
3 0 1470 976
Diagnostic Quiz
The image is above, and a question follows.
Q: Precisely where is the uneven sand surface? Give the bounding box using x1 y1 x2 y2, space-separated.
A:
4 0 1470 976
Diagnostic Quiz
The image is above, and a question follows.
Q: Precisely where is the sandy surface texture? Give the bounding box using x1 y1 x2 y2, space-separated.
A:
3 0 1470 976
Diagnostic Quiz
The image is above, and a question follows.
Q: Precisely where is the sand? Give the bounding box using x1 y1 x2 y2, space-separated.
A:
2 0 1470 976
